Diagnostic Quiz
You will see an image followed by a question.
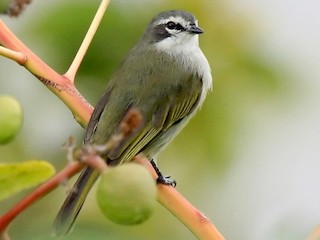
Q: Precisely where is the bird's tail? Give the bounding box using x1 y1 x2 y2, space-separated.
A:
53 167 100 236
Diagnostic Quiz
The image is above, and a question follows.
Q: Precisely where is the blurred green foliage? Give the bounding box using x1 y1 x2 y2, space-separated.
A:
0 0 288 239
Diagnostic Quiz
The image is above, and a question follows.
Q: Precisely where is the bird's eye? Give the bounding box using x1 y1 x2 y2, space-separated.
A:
166 21 176 30
166 21 185 31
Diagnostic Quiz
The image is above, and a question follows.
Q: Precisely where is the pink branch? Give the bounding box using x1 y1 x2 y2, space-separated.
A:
136 155 225 240
0 20 92 127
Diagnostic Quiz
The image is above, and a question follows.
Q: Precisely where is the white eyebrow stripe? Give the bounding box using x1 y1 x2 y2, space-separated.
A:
156 16 189 26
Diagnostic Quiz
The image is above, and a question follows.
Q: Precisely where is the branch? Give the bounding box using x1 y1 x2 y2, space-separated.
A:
0 1 110 126
0 15 96 127
136 155 225 240
0 155 224 240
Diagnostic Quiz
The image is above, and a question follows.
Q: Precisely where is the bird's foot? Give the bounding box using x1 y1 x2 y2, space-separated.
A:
150 159 177 188
156 175 177 187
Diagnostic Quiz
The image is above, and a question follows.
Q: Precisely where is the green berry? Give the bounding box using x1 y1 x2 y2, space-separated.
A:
97 163 157 225
0 95 23 144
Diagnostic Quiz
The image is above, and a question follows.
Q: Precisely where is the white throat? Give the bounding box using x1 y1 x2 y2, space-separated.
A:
154 32 199 54
153 33 213 108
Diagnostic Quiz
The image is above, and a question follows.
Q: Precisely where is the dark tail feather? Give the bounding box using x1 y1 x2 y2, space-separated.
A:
53 167 100 236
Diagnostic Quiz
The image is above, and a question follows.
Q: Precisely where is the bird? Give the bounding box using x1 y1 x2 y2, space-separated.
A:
53 9 212 236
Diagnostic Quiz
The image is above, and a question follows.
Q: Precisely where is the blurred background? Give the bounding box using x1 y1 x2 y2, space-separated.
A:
1 0 320 239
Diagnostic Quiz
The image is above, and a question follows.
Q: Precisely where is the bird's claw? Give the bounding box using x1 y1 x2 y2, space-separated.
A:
156 175 177 188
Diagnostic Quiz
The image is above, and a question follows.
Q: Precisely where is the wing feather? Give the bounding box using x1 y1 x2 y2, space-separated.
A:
108 74 203 164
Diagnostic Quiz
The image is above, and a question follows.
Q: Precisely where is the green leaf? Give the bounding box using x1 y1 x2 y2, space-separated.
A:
0 160 55 201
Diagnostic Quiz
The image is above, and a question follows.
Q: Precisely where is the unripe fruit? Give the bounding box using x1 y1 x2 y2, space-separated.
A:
0 95 23 144
97 163 157 225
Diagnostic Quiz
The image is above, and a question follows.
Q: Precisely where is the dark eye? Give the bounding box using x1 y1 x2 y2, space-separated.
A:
166 21 185 31
166 21 176 30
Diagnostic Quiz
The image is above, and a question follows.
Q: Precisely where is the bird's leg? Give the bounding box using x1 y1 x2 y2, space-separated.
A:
150 159 176 187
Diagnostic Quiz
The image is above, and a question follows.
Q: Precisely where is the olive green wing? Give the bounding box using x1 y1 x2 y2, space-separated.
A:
107 74 203 165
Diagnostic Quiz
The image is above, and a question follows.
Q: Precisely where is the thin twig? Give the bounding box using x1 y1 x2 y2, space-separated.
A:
0 46 26 64
64 0 111 82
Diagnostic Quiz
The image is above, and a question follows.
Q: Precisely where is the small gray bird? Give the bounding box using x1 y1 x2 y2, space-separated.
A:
54 10 212 235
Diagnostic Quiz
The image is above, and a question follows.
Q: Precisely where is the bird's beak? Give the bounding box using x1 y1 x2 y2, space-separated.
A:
187 25 204 34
